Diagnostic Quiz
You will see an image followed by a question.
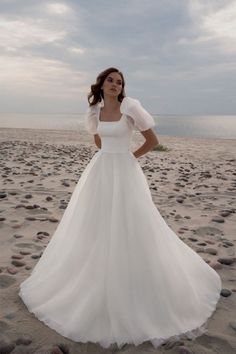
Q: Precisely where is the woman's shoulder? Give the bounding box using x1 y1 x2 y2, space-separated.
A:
121 96 156 131
120 96 142 114
87 103 100 113
121 96 140 106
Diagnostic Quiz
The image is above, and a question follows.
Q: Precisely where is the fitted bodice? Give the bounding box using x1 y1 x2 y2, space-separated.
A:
97 114 133 153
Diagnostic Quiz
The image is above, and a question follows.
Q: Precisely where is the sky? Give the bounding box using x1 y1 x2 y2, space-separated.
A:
0 0 236 115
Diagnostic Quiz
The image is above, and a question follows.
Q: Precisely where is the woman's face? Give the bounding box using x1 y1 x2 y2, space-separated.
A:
101 72 123 98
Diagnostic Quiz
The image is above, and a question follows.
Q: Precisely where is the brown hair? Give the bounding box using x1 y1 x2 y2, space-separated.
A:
87 67 126 106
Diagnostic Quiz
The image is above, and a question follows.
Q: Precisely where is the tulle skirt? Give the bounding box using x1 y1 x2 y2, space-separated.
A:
19 149 222 349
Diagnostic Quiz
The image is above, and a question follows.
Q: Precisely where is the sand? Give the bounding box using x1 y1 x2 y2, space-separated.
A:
0 126 235 354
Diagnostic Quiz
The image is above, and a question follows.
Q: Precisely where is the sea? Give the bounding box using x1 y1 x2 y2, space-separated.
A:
0 113 236 140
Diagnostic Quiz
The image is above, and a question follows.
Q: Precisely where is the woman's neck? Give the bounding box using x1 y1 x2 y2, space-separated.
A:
102 95 120 111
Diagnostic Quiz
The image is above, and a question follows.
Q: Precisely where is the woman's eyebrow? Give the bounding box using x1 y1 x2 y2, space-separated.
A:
108 76 122 82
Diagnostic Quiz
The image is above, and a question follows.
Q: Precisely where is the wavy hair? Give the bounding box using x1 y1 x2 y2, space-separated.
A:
87 67 126 106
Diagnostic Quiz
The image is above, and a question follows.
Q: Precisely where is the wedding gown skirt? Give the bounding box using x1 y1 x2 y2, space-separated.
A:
19 116 222 349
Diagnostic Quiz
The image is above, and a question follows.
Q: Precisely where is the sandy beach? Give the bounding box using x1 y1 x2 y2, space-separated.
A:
0 126 236 354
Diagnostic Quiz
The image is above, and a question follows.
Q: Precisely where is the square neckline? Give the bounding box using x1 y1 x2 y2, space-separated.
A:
98 105 124 123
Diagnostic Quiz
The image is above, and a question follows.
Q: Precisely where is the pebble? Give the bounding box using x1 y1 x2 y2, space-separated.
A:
221 288 232 297
205 240 215 245
25 205 35 210
19 251 31 255
11 223 23 229
59 204 67 209
175 214 182 219
218 257 234 265
223 240 234 246
48 217 59 222
15 334 32 346
15 204 27 209
0 192 7 199
188 237 197 242
205 247 218 255
33 343 69 354
50 346 66 354
0 338 15 354
4 313 16 320
211 216 225 223
163 340 184 349
220 210 231 217
11 254 24 260
33 204 41 208
210 262 223 270
7 267 18 275
31 254 41 259
37 235 44 240
11 260 26 267
179 346 194 354
37 231 50 236
196 247 205 253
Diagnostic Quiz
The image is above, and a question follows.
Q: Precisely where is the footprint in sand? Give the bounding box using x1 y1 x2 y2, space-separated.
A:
194 226 223 237
14 242 44 251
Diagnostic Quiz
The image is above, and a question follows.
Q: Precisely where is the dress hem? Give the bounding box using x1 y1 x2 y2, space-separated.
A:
18 285 221 350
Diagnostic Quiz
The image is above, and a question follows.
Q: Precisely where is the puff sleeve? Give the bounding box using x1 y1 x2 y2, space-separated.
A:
84 105 98 134
120 97 156 132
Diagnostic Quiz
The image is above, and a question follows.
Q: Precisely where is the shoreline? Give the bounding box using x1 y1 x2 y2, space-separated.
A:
0 126 235 144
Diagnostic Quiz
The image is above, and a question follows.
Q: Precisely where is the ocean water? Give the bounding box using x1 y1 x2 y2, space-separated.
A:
0 113 236 140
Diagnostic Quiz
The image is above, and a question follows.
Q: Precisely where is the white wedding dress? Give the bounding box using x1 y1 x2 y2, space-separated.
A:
19 97 222 349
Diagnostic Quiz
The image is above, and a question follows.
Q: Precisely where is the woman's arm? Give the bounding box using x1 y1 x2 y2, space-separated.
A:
133 128 159 158
94 134 101 149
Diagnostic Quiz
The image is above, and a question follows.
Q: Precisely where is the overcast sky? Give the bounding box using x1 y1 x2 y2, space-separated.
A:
1 0 236 114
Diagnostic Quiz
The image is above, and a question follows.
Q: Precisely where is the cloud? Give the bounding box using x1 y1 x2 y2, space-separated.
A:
0 17 67 51
0 55 88 98
68 46 86 55
46 2 72 15
187 0 236 53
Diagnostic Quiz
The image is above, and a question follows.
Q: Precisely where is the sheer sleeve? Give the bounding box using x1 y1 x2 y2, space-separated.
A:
85 105 98 134
121 97 156 132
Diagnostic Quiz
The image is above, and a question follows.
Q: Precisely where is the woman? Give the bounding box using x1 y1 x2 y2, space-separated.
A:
19 67 222 350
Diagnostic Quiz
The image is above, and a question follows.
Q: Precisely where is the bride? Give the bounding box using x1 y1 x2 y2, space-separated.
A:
19 67 222 350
